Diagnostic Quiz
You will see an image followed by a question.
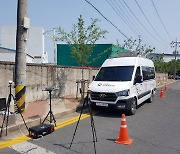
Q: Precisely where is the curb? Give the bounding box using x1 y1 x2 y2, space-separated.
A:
157 80 176 89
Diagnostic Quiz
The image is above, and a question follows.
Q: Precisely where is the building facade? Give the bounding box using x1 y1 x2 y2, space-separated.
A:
57 44 129 67
0 47 34 63
0 26 48 63
147 53 180 62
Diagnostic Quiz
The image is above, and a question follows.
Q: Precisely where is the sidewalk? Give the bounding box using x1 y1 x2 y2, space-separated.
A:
0 97 81 137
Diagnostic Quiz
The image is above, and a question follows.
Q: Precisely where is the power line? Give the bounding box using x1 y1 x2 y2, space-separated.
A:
114 0 152 45
115 0 144 34
106 0 139 36
84 0 130 40
109 0 153 47
134 0 165 43
84 0 164 51
150 0 173 41
122 0 162 44
107 0 152 50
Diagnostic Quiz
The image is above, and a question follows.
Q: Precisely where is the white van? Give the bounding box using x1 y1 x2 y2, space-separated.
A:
89 57 156 115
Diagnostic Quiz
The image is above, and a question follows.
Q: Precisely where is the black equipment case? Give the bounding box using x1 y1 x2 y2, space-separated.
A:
29 123 54 139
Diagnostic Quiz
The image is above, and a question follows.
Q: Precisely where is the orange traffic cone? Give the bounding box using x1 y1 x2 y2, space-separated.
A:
164 84 168 91
160 88 165 98
115 114 133 145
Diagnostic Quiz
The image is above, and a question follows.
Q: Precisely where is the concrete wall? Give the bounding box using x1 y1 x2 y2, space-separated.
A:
0 62 98 103
0 62 169 103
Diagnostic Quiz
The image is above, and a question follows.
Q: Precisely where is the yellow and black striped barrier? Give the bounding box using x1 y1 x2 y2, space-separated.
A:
15 85 26 113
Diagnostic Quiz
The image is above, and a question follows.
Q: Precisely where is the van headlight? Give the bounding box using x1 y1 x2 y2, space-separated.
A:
116 89 130 96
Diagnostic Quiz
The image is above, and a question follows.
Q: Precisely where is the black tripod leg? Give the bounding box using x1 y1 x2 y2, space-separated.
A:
69 99 86 149
42 111 56 126
0 94 11 136
88 101 97 154
5 111 10 136
50 111 56 127
5 96 11 136
42 112 50 124
88 101 97 142
14 101 29 131
18 109 29 131
0 109 7 136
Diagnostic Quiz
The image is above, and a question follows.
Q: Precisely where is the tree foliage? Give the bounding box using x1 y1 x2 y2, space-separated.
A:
154 58 180 76
57 15 108 67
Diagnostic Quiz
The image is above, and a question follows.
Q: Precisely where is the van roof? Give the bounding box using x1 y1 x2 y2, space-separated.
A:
102 57 154 67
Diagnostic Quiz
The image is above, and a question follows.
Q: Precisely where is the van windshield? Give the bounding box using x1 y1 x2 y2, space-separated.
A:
95 66 134 81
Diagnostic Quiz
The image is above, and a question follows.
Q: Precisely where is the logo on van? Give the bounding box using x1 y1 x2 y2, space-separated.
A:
97 83 114 87
99 93 106 98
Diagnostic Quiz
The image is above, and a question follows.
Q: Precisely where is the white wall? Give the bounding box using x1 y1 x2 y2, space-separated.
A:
0 26 16 49
163 55 180 62
0 49 34 63
0 26 48 63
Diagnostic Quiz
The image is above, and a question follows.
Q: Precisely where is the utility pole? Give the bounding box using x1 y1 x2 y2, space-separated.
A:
170 38 180 80
15 0 29 113
43 28 57 64
136 35 142 56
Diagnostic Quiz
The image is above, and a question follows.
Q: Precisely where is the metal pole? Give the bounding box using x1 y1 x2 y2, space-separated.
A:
174 38 177 79
171 38 180 80
15 0 29 113
53 29 57 64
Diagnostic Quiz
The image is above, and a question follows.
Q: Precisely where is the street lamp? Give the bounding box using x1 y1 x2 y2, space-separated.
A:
43 28 58 64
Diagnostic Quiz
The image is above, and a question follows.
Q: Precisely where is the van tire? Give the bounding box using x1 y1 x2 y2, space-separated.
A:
128 98 137 115
148 92 154 103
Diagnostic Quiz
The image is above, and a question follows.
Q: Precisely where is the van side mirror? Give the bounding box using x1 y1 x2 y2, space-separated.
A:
92 75 95 80
135 75 142 83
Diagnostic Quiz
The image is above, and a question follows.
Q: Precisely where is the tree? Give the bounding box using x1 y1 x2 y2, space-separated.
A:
145 48 153 54
122 37 136 51
154 54 165 73
57 15 107 100
57 15 108 71
167 59 180 75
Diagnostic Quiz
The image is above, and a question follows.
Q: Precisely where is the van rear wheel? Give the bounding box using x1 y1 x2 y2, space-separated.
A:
129 98 137 115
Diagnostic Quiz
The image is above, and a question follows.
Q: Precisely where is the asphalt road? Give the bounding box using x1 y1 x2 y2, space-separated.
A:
1 81 180 154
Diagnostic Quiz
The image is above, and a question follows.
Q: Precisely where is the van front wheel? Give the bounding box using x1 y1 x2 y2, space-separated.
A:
148 92 154 103
128 98 137 115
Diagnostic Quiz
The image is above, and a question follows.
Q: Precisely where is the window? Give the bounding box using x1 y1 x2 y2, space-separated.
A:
142 66 155 81
134 66 142 84
135 66 141 77
95 66 134 81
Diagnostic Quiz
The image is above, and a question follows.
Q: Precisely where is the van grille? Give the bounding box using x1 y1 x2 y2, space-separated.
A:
90 92 117 102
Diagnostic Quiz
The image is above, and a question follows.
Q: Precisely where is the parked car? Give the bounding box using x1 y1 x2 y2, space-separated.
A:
175 75 180 80
168 74 180 80
168 75 174 79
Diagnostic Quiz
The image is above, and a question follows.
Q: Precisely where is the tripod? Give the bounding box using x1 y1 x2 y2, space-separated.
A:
69 92 97 154
42 87 56 127
0 81 29 137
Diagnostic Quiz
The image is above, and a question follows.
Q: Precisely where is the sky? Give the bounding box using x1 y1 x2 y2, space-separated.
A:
1 0 180 63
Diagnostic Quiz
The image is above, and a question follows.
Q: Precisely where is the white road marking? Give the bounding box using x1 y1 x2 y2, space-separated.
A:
11 141 56 154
